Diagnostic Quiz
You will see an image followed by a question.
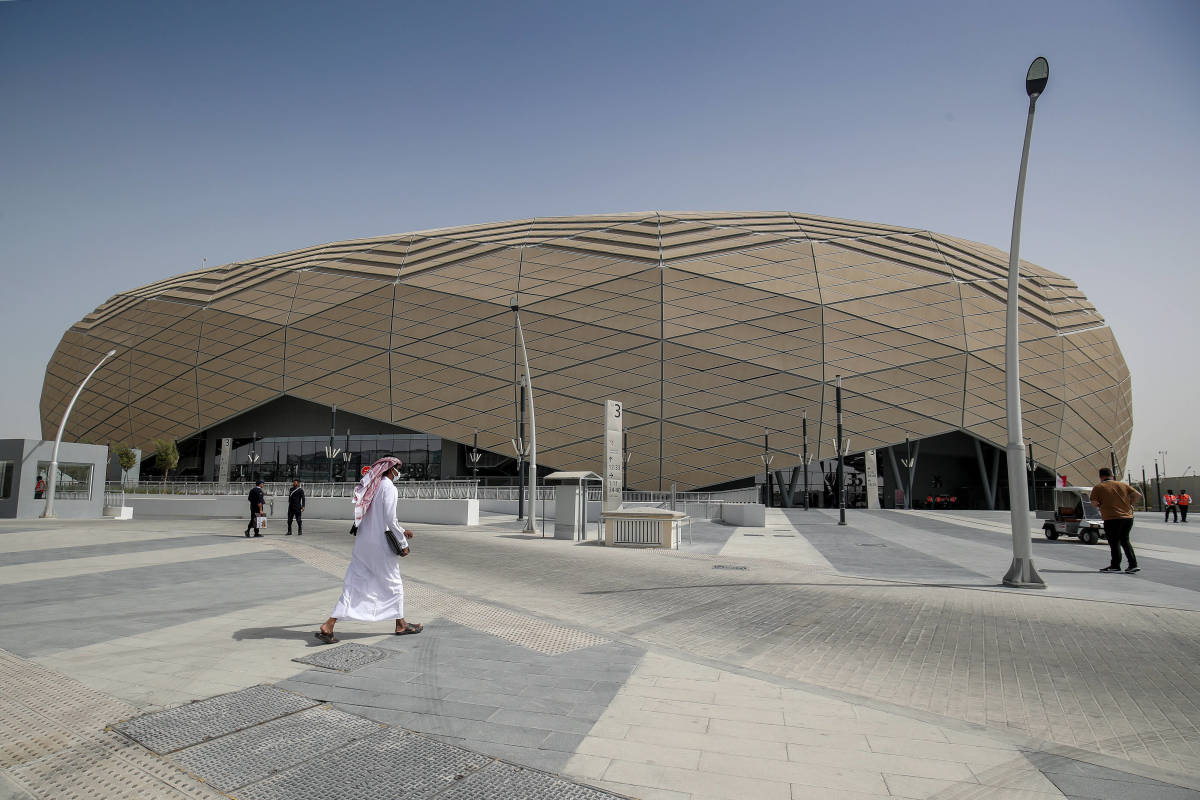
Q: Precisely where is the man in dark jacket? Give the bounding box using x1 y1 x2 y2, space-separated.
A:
245 480 265 538
287 478 305 535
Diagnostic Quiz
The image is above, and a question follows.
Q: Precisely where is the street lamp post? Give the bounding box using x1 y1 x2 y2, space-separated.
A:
900 435 916 510
42 349 118 518
1026 437 1036 510
801 410 811 511
1154 461 1162 512
1142 466 1149 511
469 429 482 482
1001 57 1049 589
835 375 846 526
760 431 774 508
1158 450 1169 481
510 298 538 534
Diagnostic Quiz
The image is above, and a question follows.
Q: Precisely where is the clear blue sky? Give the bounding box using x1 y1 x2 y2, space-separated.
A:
2 0 1197 479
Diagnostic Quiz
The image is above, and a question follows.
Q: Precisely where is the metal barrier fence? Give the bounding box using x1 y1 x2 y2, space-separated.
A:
105 480 480 499
104 481 756 518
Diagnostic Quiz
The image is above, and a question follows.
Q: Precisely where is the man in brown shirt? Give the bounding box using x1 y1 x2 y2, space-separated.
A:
1090 467 1143 574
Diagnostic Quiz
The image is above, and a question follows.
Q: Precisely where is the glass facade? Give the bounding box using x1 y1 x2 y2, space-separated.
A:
228 434 441 483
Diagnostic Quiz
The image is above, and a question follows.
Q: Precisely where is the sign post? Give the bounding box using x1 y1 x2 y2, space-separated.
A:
218 438 233 484
603 400 623 511
865 449 880 509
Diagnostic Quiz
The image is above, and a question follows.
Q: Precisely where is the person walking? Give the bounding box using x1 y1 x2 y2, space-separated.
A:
316 456 421 643
245 479 265 538
1092 467 1143 574
286 478 305 535
1180 490 1192 523
34 474 45 499
1164 491 1179 523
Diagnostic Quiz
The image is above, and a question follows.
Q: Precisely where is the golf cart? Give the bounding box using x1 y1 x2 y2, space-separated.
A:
1036 486 1105 544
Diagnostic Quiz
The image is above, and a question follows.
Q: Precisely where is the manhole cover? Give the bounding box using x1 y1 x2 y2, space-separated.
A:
713 564 749 571
293 642 389 672
112 685 317 754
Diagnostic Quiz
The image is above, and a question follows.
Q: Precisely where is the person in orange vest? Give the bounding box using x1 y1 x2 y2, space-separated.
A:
1164 491 1179 523
1179 490 1192 523
34 474 46 499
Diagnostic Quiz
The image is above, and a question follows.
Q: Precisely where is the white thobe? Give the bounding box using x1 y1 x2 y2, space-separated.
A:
330 480 409 621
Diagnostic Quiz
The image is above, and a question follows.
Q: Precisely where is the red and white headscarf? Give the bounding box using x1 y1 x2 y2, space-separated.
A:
353 456 402 527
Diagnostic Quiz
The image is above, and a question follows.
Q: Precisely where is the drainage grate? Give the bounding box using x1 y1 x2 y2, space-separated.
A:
112 685 316 754
857 543 888 547
713 564 749 571
440 761 623 799
234 728 490 800
743 533 764 537
292 642 389 672
172 705 383 792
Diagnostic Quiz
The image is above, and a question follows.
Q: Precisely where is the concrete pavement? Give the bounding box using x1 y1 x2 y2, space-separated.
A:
0 508 1197 799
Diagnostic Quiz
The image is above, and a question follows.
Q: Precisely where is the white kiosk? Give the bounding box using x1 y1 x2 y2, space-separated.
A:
544 471 602 540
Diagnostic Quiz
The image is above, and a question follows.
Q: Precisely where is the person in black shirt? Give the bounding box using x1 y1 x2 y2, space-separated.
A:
245 480 265 538
286 479 305 535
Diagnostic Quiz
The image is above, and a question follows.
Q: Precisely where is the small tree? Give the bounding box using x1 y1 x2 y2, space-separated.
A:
114 444 137 486
152 439 180 490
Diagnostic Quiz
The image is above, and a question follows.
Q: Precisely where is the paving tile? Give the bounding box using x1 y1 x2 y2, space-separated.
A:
489 709 597 735
784 742 976 781
642 698 785 724
602 760 792 800
625 725 789 761
576 736 702 769
590 779 691 800
698 751 889 794
706 718 869 750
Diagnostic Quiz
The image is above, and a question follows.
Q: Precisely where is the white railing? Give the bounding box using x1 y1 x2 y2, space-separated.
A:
104 481 755 517
106 480 480 500
104 489 128 507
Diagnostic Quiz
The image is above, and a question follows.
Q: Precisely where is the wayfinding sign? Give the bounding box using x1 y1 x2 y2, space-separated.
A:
603 400 623 511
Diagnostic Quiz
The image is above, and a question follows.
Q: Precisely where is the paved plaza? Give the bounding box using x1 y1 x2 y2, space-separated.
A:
1 508 1198 799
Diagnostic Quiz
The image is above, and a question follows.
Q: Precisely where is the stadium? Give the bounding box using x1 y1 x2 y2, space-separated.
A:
40 212 1132 509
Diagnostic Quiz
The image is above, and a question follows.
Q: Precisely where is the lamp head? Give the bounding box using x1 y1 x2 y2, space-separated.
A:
509 295 519 312
1026 57 1049 97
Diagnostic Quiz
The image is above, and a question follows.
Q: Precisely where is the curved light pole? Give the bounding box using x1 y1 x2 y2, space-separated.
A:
1001 57 1049 589
510 297 538 534
42 348 117 518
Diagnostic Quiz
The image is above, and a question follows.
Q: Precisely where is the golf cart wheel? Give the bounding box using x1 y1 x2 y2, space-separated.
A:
1043 525 1059 540
1080 529 1098 545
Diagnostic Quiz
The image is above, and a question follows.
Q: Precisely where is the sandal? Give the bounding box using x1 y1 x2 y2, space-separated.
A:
314 630 338 644
394 622 423 636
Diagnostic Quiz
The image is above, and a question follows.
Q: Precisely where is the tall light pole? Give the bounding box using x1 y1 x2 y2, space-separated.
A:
835 375 846 526
469 429 481 481
1001 57 1049 589
1158 450 1168 480
1154 460 1162 511
900 435 916 510
760 430 774 508
801 410 811 511
510 297 538 534
42 348 117 518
